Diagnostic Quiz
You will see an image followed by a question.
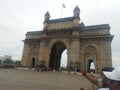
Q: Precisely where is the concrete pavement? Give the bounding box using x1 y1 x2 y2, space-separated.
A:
0 69 93 90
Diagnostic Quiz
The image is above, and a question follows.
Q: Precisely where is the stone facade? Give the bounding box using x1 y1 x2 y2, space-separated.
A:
21 6 114 72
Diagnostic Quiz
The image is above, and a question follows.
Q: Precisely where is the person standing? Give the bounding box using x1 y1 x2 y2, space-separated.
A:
103 67 120 90
81 67 115 90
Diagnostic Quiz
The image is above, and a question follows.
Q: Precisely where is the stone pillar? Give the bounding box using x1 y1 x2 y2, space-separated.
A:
21 43 31 67
38 40 49 67
99 40 112 70
68 37 80 68
79 44 85 69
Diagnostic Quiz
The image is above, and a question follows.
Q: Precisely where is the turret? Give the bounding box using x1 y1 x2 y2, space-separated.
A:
73 6 80 19
43 11 50 30
73 6 81 26
44 11 50 23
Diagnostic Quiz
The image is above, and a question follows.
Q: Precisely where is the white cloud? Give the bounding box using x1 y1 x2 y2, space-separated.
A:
103 0 120 8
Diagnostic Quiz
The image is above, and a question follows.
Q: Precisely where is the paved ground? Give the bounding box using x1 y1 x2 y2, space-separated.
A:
0 69 93 90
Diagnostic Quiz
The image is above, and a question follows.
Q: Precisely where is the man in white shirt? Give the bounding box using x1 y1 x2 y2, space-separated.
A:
81 67 120 90
103 67 120 90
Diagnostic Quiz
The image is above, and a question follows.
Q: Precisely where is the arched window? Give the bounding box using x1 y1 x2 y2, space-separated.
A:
85 46 97 72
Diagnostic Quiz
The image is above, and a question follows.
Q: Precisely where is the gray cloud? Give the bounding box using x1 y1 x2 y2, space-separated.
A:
0 0 120 67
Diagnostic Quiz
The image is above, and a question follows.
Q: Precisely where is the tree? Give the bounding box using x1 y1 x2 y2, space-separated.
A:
14 61 21 66
2 58 14 69
0 60 2 65
3 58 14 65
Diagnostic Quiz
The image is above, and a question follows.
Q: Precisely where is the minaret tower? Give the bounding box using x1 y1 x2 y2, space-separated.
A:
73 6 80 20
43 11 50 30
73 6 81 26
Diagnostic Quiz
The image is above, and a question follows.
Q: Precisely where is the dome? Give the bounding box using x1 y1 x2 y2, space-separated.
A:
44 11 50 17
73 6 80 12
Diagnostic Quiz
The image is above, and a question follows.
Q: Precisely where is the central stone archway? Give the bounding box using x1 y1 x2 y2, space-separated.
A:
49 41 66 70
21 6 113 73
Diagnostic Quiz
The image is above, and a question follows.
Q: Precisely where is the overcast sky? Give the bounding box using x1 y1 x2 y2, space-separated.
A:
0 0 120 67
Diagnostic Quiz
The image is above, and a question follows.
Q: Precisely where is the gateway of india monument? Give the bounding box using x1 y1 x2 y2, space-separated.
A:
21 6 114 73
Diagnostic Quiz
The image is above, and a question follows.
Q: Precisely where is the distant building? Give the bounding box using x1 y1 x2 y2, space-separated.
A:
0 55 12 60
4 55 12 59
0 56 4 60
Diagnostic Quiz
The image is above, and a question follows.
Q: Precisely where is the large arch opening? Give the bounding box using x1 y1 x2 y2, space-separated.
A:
49 41 67 70
31 57 35 68
85 45 97 72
